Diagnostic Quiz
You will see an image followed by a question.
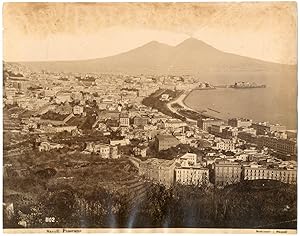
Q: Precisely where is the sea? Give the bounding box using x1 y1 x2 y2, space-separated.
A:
184 86 297 130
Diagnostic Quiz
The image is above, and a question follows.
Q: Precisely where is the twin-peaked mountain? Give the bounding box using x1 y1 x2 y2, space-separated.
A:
16 38 295 84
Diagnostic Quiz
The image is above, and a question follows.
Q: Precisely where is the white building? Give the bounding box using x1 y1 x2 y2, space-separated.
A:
73 105 84 115
110 138 130 146
215 139 235 151
119 113 130 127
175 153 209 186
164 119 187 130
175 166 209 186
161 94 169 101
55 91 72 104
85 142 119 159
178 153 197 166
38 141 63 152
244 165 297 184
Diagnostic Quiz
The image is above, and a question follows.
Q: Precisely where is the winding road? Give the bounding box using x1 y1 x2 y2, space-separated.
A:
166 90 197 123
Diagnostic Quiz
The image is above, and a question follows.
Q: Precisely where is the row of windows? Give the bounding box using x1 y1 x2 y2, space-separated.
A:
245 176 296 183
176 171 207 176
245 173 294 177
216 167 296 175
260 141 295 152
216 173 240 178
216 169 240 173
216 166 241 169
245 169 296 175
177 177 205 181
177 179 207 184
176 173 207 177
176 170 208 174
245 176 296 179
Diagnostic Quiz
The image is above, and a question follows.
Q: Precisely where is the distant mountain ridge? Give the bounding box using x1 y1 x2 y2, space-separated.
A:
12 38 296 78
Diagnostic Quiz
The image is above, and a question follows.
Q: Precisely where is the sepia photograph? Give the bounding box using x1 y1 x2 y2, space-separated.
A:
2 2 297 233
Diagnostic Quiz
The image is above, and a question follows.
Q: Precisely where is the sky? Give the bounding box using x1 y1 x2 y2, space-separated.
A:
3 2 297 65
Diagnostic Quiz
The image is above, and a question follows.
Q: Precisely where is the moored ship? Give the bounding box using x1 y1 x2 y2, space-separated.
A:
230 81 266 89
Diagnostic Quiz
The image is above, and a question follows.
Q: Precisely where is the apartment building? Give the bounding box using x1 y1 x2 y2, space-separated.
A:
252 122 286 135
139 158 176 188
119 112 130 127
213 161 242 186
243 164 297 184
85 142 119 159
228 118 252 128
197 118 224 132
155 134 180 151
175 166 209 186
256 136 297 155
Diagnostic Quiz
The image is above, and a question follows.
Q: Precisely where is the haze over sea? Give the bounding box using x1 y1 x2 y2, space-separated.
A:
184 86 297 130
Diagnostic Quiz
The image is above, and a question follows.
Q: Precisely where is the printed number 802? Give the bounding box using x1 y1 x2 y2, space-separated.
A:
45 217 56 223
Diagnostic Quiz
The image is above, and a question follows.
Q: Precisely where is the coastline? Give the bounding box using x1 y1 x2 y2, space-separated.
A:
181 89 192 110
181 88 296 129
165 86 294 129
180 88 225 121
181 88 252 122
167 88 224 123
167 90 198 122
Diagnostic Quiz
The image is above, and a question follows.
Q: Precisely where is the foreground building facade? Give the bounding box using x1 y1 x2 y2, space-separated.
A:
244 165 297 184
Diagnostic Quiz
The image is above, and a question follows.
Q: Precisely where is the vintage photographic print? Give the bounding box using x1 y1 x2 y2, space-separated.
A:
2 2 297 233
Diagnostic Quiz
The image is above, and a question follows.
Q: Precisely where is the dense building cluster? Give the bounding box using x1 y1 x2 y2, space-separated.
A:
3 62 297 192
